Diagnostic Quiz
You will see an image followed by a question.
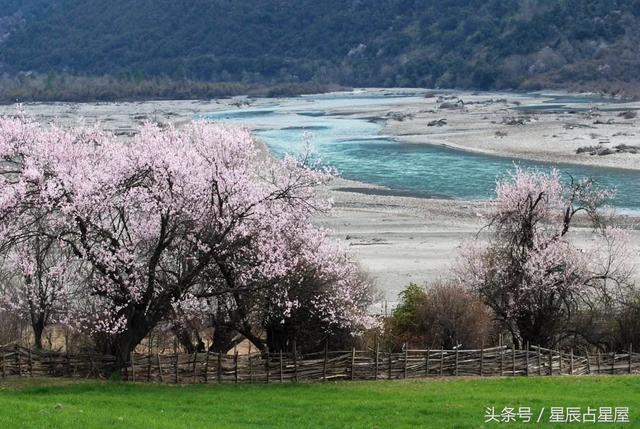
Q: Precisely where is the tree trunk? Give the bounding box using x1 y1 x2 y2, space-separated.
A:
209 323 239 354
266 322 293 353
172 324 205 354
102 311 152 371
31 317 45 350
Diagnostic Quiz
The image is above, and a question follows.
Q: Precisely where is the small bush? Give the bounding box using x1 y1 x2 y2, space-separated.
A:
385 282 495 350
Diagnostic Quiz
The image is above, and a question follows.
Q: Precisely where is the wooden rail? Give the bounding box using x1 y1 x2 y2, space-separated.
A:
1 345 638 383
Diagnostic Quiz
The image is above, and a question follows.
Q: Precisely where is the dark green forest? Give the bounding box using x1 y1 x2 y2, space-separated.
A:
1 0 640 101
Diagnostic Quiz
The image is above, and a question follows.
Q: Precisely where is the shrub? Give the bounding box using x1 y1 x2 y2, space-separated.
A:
386 282 495 350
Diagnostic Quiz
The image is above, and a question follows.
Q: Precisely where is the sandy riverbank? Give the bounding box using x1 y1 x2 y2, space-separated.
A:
316 178 485 304
0 99 241 134
319 178 640 304
318 89 640 171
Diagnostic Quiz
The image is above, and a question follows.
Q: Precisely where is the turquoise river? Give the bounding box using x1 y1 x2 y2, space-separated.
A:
205 92 640 211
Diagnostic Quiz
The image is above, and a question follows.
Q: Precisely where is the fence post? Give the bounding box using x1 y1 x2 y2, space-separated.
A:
597 351 601 374
2 350 6 378
130 352 135 382
558 350 563 374
388 352 392 380
279 350 284 383
585 350 591 375
293 341 298 383
323 341 328 382
374 338 379 381
217 353 222 384
87 355 94 379
548 349 553 376
425 349 430 377
147 353 151 382
204 350 210 384
352 347 357 381
234 351 238 384
28 348 33 378
174 353 179 384
611 352 615 375
511 346 516 376
570 349 574 375
629 344 633 375
455 348 459 377
248 347 253 384
404 348 408 379
156 353 163 383
500 346 504 376
44 350 50 377
147 338 152 382
64 334 70 376
480 344 484 377
265 351 270 384
525 343 529 377
16 345 21 377
537 346 542 376
192 352 198 383
440 349 444 377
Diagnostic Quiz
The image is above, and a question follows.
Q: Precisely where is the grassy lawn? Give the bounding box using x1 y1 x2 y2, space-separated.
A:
0 376 638 428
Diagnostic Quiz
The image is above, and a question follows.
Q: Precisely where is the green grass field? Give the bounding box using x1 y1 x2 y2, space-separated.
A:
0 376 638 428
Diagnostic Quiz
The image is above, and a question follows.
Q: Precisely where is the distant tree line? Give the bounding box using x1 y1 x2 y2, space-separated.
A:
0 73 343 104
3 0 640 100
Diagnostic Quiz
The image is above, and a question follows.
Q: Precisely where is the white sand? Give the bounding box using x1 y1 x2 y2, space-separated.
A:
320 179 640 303
317 179 485 304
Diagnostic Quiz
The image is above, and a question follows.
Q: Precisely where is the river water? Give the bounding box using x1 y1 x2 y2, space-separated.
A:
205 92 640 211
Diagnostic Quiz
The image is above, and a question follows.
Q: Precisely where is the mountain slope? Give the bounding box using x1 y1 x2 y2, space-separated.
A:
2 0 640 92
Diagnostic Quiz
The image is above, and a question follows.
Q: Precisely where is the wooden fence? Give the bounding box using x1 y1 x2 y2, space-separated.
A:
1 344 639 383
0 345 115 379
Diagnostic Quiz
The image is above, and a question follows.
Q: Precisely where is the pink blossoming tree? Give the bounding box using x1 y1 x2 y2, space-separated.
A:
0 114 374 366
0 234 76 349
455 167 632 348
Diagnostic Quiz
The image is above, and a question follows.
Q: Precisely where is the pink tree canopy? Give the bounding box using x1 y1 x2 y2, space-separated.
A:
455 167 632 348
0 114 374 363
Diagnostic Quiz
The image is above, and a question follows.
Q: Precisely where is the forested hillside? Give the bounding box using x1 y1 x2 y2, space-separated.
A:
2 0 640 99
